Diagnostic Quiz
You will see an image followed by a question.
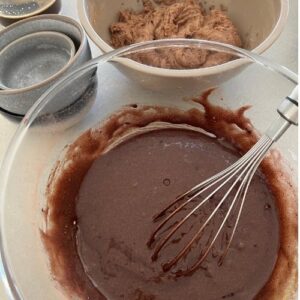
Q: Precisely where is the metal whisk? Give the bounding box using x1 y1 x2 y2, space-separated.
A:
148 86 298 276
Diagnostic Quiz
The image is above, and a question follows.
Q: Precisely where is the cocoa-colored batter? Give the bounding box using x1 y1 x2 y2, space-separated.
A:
75 128 279 300
42 94 297 300
110 0 242 68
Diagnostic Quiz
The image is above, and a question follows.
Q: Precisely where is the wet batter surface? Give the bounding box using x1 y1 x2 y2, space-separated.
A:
42 96 297 300
76 129 279 300
110 0 242 69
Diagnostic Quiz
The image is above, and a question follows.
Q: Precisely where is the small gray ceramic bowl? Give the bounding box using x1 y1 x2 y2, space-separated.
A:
0 0 56 19
0 31 75 90
0 14 92 116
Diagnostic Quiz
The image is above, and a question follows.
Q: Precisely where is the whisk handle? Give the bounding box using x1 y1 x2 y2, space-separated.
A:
266 86 298 142
277 86 298 126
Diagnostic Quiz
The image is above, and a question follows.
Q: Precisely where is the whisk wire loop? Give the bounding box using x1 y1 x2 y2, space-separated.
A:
148 87 298 275
157 136 273 273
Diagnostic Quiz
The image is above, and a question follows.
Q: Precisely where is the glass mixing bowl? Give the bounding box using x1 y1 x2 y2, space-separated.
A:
0 39 297 299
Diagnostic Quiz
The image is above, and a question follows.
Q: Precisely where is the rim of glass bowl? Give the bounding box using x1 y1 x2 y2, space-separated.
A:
0 39 297 300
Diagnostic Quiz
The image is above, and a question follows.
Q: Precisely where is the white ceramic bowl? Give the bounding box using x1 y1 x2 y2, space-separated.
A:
78 0 289 91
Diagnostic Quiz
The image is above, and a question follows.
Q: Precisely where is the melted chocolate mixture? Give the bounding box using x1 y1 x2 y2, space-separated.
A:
76 129 278 300
43 97 297 300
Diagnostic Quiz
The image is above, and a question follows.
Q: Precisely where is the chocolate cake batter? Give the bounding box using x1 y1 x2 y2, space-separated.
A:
75 128 279 300
110 0 242 68
42 93 297 300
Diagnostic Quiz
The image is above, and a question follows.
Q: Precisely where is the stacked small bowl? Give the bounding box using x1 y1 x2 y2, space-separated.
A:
0 14 92 116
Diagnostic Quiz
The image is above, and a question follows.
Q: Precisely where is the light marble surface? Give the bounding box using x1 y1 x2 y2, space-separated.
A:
0 0 297 299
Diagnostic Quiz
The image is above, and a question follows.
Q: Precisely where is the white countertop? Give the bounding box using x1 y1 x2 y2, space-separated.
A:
0 0 297 299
